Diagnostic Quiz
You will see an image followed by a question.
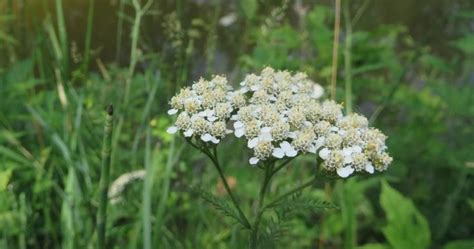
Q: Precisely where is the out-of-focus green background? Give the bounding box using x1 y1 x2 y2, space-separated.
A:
0 0 473 248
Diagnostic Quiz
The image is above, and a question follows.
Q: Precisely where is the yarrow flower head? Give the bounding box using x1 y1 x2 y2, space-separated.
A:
166 67 392 178
317 113 392 178
230 67 325 165
166 75 234 144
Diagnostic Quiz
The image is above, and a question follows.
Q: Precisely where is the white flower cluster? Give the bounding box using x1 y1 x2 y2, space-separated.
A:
167 67 392 178
166 76 238 144
317 113 393 177
231 67 325 165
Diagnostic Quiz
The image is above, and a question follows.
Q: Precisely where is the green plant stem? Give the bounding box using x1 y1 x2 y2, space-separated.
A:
343 0 353 114
97 105 114 248
264 176 316 210
250 163 273 249
270 157 294 177
330 0 341 100
81 0 94 74
185 141 251 229
124 0 154 106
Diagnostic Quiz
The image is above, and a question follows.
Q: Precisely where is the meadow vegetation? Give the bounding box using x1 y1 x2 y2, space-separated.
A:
0 0 473 248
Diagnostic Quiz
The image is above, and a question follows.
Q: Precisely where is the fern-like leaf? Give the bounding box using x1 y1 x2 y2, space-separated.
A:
189 186 247 228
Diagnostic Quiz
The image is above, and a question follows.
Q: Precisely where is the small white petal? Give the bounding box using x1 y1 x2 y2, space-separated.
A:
312 84 324 99
240 87 249 93
166 126 178 134
337 166 354 178
343 148 353 156
307 145 316 153
261 127 271 133
208 116 218 122
250 85 259 91
352 146 362 153
198 111 207 117
319 148 330 160
272 148 285 158
230 114 239 120
344 155 353 164
330 126 339 132
235 128 245 138
167 109 178 115
260 132 273 142
285 148 298 157
226 129 233 134
249 157 259 165
234 121 244 129
365 163 375 174
248 138 258 148
315 137 325 149
211 136 220 144
201 133 213 142
184 129 194 137
280 141 292 151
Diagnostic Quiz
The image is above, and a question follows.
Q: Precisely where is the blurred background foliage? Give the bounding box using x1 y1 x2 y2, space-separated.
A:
0 0 473 248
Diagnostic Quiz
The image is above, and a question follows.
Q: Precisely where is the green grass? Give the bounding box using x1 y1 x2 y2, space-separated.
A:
0 1 473 249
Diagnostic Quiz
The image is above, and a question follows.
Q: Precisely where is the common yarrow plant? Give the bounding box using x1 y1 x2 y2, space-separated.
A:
166 67 392 248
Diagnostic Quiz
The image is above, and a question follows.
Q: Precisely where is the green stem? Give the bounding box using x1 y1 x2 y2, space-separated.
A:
81 0 94 74
97 105 114 248
250 163 273 249
264 176 316 210
343 0 353 114
207 147 252 229
270 157 294 177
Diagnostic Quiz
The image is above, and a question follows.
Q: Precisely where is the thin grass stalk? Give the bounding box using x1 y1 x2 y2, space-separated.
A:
124 0 154 106
142 127 152 249
54 0 69 79
97 105 114 248
115 0 125 61
343 0 353 114
330 0 341 100
81 0 94 74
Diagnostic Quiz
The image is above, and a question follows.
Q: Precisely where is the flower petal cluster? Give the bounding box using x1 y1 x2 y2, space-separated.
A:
166 76 235 144
317 113 392 178
231 67 325 165
166 67 392 178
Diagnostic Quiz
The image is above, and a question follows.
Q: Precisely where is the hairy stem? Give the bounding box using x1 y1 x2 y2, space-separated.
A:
97 105 114 248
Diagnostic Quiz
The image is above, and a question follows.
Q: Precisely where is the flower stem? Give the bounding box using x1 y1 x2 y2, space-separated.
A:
263 176 317 210
250 163 273 249
205 146 252 229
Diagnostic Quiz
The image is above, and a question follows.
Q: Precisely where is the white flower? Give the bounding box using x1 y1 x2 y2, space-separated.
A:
272 141 297 158
233 121 245 137
247 127 272 149
168 109 178 115
167 126 178 134
337 166 355 178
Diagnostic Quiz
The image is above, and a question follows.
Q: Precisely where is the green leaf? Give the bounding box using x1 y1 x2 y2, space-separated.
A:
0 169 12 191
451 34 474 54
443 240 474 249
380 181 431 249
190 186 246 228
238 0 258 20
